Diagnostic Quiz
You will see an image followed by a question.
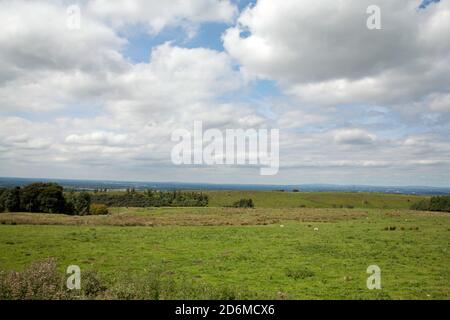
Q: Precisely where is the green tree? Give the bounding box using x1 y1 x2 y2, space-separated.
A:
21 183 66 213
411 196 450 212
73 192 91 215
36 184 66 213
0 188 6 212
3 187 21 212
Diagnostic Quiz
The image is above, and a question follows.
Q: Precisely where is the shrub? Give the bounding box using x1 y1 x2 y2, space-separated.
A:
81 270 107 298
0 258 69 300
411 196 450 212
0 260 254 300
232 199 254 208
90 190 208 208
90 204 109 215
285 267 315 280
66 192 91 215
76 192 91 215
107 274 249 300
410 199 430 211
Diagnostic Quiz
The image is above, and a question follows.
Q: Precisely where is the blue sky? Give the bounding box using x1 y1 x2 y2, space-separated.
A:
121 0 257 62
419 0 441 9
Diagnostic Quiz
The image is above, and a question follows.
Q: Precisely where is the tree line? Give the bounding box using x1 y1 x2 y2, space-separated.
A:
411 196 450 212
0 183 91 215
0 183 210 213
90 189 208 207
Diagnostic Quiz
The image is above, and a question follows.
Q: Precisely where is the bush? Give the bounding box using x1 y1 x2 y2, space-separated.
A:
285 267 315 280
107 271 249 300
90 190 208 208
411 196 450 212
0 260 254 300
81 271 107 298
232 199 254 208
66 192 91 215
410 199 429 211
0 258 69 300
75 192 91 215
90 204 109 215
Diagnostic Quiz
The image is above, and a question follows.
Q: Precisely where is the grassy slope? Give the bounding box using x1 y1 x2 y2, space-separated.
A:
205 191 428 209
0 207 449 299
0 207 369 226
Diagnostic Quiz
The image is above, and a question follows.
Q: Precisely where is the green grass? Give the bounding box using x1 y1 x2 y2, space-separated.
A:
0 206 448 299
205 191 428 209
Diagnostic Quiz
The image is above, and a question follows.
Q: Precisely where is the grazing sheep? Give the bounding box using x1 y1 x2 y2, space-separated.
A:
314 227 319 231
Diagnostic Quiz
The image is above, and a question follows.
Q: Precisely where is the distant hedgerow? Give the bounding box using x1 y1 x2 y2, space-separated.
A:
411 196 450 212
232 199 254 208
90 190 208 208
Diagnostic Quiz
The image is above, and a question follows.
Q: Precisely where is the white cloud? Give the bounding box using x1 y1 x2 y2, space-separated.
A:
429 93 450 112
87 0 237 34
223 0 450 106
0 0 449 186
276 108 328 129
0 0 240 113
65 132 129 146
0 0 128 112
334 129 376 145
0 0 253 177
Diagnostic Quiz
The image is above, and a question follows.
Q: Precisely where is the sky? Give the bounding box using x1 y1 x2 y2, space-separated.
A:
0 0 449 187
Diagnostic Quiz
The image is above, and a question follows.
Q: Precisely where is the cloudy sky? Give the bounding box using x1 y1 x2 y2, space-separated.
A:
0 0 449 187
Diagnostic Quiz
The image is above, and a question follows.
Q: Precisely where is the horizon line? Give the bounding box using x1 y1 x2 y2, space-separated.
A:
1 176 449 190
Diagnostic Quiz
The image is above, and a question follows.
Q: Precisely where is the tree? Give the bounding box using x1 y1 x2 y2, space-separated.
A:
411 196 450 212
3 187 21 212
20 183 42 212
0 188 6 212
20 183 66 213
73 192 91 215
36 184 66 213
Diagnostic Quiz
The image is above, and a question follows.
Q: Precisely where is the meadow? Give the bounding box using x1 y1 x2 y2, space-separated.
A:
205 190 427 209
0 191 449 300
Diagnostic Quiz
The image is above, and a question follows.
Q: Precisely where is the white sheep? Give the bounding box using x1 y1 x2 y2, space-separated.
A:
314 227 319 231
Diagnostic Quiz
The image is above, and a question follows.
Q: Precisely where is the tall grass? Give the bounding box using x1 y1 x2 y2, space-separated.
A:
0 258 254 300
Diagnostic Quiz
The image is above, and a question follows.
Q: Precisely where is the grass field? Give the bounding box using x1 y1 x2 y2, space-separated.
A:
0 191 449 300
205 191 428 209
